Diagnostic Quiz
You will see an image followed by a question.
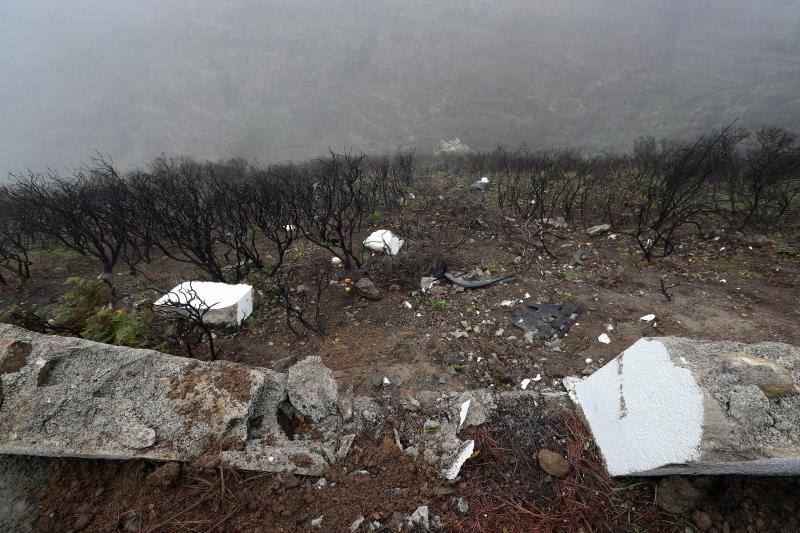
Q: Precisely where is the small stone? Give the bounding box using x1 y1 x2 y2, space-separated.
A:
524 331 535 344
350 516 365 531
451 496 469 516
282 473 301 488
494 328 504 337
146 462 181 488
656 476 703 514
692 510 713 531
310 515 324 528
537 449 570 478
355 278 382 300
409 506 429 531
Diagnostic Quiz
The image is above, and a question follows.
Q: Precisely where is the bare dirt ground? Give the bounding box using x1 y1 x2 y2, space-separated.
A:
2 178 799 531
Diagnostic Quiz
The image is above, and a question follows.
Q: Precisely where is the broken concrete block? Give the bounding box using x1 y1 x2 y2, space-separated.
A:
0 324 347 475
568 337 800 476
363 230 404 256
154 281 253 326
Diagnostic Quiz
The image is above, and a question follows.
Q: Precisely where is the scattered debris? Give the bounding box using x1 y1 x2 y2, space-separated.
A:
470 176 490 190
154 281 254 326
511 302 581 340
350 516 365 531
640 313 656 322
541 216 568 230
587 223 611 236
442 269 515 289
363 230 405 256
451 496 469 516
520 378 531 390
569 337 800 476
402 301 413 309
331 257 343 268
310 515 324 528
597 333 611 344
570 250 582 267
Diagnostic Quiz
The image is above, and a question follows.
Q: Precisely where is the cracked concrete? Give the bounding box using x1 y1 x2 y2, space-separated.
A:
568 337 800 476
0 324 358 475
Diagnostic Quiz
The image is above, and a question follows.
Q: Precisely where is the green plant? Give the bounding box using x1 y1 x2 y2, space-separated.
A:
55 277 111 330
367 209 381 225
777 246 797 256
483 261 504 273
432 299 451 309
82 308 153 348
465 305 478 313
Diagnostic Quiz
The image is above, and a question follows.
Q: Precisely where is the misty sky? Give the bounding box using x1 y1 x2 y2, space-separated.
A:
2 0 799 173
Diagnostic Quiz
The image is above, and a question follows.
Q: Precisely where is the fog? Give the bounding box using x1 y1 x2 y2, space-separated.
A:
2 0 799 172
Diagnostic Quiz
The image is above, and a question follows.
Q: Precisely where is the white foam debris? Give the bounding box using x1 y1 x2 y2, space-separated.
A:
532 374 542 382
520 378 531 390
363 230 405 255
500 300 514 307
605 324 614 332
598 333 611 344
382 377 392 386
640 314 656 322
442 440 475 480
479 176 489 183
331 257 343 268
572 339 704 476
585 358 593 364
403 301 413 309
459 399 471 429
154 281 254 326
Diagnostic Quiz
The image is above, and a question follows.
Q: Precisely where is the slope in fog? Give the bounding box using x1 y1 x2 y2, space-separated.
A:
1 0 799 171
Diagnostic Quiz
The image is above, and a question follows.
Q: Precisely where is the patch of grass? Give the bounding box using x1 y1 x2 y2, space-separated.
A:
777 246 797 256
483 261 504 274
465 305 478 313
564 269 596 281
367 209 381 225
432 299 451 310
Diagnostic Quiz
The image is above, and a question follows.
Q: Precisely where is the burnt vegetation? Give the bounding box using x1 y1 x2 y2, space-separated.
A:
0 128 798 351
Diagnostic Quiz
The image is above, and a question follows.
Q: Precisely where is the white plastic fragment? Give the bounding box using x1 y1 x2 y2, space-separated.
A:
640 314 656 322
402 301 413 309
154 281 254 326
520 378 531 390
532 373 542 382
382 377 392 386
331 257 343 268
598 333 611 344
605 324 614 332
363 230 405 255
500 300 514 307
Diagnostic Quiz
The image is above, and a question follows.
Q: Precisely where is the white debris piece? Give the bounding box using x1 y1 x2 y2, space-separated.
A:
442 440 475 480
605 324 614 332
570 337 800 476
403 301 413 309
155 281 253 326
331 257 343 268
363 230 405 255
520 378 531 390
500 300 514 307
479 176 489 184
382 377 392 386
532 373 542 382
640 314 656 322
459 399 471 429
598 333 611 344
